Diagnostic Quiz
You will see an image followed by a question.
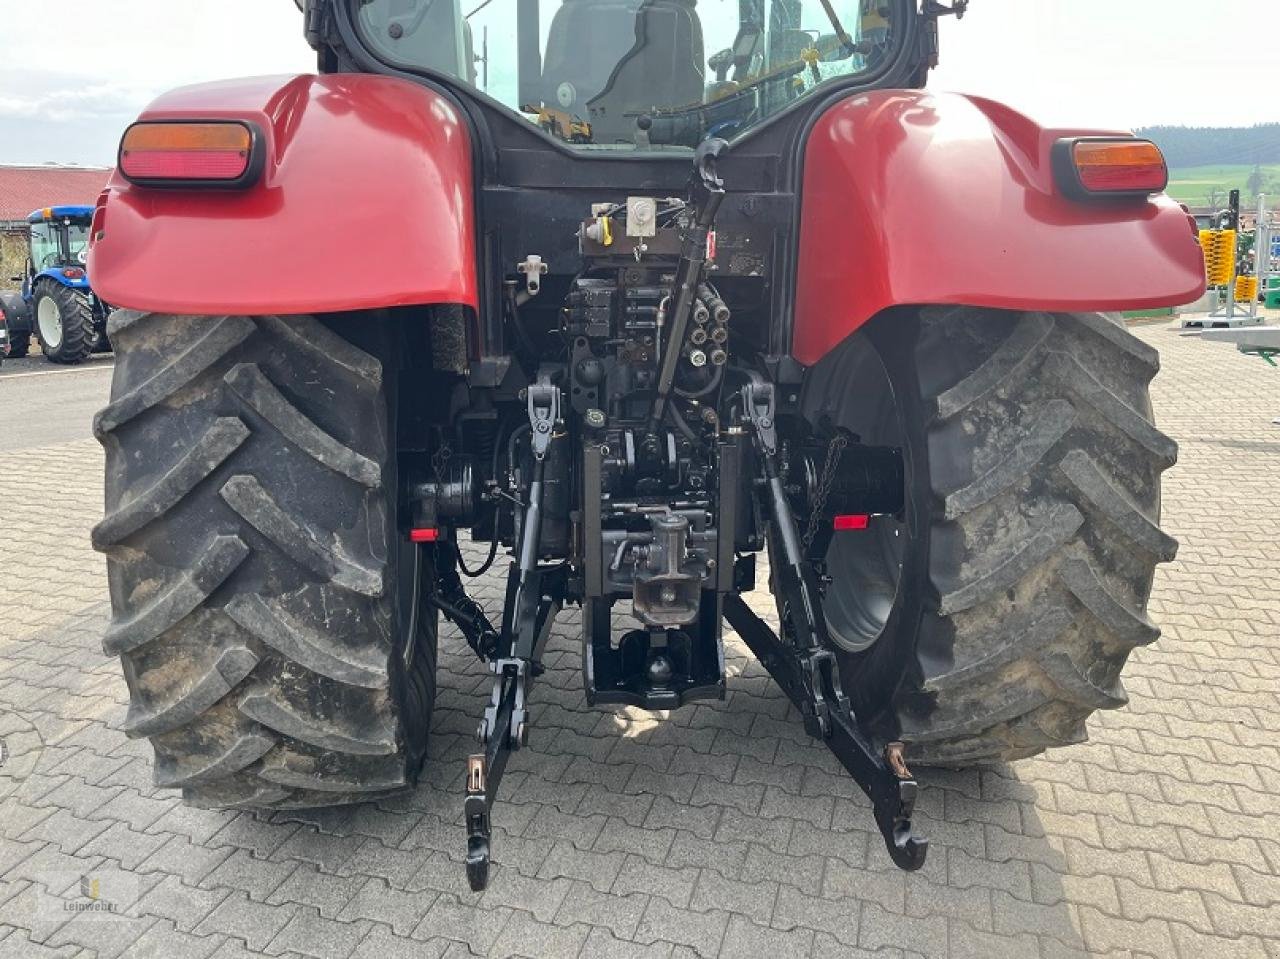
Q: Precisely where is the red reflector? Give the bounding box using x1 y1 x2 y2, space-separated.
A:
61 268 85 279
121 149 250 181
119 121 255 183
409 528 440 543
833 514 870 531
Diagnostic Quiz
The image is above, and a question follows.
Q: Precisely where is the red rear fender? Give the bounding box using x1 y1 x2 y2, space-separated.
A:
792 91 1205 365
89 74 477 317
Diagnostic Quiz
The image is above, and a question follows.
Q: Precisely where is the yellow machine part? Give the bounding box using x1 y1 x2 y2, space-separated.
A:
1200 229 1235 286
1235 276 1258 301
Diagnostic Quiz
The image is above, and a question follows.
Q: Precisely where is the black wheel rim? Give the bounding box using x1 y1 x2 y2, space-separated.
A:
805 332 909 654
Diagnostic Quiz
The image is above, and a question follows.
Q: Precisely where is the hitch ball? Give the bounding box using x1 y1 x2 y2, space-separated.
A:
646 652 674 686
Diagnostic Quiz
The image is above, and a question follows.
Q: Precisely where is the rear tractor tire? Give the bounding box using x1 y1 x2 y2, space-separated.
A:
796 308 1176 765
93 311 437 809
8 332 30 358
34 280 94 365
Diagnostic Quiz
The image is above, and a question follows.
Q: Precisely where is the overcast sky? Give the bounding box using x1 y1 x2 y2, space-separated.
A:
0 0 1268 167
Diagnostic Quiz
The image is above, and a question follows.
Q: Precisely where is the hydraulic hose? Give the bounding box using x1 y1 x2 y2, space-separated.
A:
674 361 723 400
647 138 728 432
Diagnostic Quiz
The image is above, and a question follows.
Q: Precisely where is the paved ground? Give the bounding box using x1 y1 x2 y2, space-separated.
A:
1 325 1278 959
0 354 115 451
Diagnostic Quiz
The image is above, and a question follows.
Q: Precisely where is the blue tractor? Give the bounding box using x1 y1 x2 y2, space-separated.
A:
0 206 112 364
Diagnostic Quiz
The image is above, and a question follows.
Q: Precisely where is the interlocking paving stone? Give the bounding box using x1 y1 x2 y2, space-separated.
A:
337 877 437 935
266 908 371 959
136 834 236 886
193 891 298 952
411 895 512 953
43 911 158 959
134 873 232 931
349 925 449 959
117 918 227 959
611 856 699 910
2 324 1279 956
209 849 300 902
478 867 572 923
634 897 729 958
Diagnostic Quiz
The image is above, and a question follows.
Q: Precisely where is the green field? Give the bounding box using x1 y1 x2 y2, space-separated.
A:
1166 164 1280 206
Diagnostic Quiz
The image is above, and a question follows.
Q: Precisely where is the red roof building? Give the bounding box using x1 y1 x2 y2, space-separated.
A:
0 164 113 225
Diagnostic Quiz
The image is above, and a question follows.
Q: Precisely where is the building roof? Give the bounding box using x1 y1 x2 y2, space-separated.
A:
0 165 112 224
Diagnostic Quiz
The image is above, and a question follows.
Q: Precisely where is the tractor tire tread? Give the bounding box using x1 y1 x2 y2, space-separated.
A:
224 594 389 688
96 311 433 809
37 281 94 365
93 314 256 437
1058 449 1178 561
932 311 1054 420
92 417 251 549
122 644 261 738
223 363 381 486
899 309 1175 765
940 396 1075 517
218 473 384 597
237 685 399 756
8 333 31 358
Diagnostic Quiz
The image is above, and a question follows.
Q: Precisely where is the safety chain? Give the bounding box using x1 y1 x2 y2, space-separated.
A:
432 442 453 485
802 432 848 551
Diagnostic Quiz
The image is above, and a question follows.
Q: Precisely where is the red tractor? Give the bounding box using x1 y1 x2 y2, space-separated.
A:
89 0 1202 890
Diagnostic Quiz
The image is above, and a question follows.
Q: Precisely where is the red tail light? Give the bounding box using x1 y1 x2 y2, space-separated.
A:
1054 138 1168 199
833 514 870 531
61 268 85 280
119 121 262 186
409 528 440 543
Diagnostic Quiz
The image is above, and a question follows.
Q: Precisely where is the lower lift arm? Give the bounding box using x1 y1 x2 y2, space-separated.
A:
726 376 928 871
463 376 565 891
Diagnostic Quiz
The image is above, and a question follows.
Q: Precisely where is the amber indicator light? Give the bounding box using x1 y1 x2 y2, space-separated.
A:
1071 140 1168 194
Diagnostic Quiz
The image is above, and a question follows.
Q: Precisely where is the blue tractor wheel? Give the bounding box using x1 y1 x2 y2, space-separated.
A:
34 280 94 365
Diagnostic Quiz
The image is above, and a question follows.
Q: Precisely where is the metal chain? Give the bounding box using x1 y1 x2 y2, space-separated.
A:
432 442 453 485
802 432 848 550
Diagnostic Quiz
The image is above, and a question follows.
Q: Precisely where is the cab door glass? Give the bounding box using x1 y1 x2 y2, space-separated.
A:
29 223 61 271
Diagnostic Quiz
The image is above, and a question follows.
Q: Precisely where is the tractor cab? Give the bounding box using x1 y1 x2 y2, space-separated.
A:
1 206 112 363
26 205 94 280
354 0 902 146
